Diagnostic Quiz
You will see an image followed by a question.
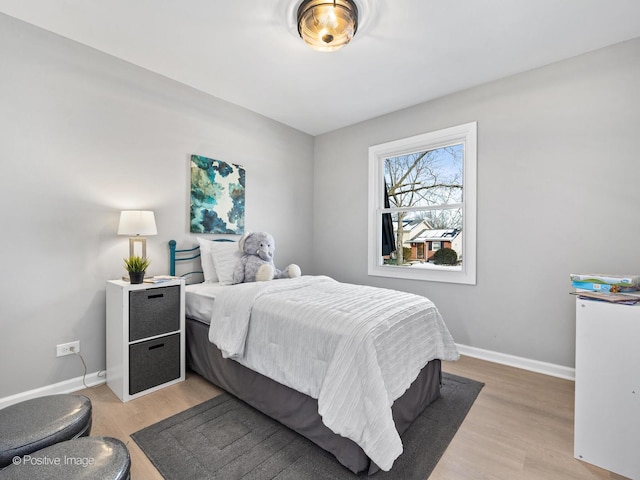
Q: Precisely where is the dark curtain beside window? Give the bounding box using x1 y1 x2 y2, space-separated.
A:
382 182 396 256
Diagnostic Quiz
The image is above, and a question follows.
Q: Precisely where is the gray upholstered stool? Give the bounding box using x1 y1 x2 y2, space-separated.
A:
0 436 130 480
0 395 92 468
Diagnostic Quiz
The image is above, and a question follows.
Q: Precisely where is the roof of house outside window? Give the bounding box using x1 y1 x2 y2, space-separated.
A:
411 228 460 243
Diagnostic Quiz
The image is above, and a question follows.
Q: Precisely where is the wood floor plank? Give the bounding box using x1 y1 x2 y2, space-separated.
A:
77 355 629 479
435 356 629 480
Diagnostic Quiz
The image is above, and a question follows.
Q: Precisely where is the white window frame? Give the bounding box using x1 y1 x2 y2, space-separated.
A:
368 122 477 285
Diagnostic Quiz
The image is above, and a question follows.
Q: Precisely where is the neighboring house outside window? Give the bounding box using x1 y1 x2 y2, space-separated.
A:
368 122 477 285
409 228 461 261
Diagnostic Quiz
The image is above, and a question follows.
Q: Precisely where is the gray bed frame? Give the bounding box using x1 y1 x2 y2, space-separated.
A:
170 240 443 474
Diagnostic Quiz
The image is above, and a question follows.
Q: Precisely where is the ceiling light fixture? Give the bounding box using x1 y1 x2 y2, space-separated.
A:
297 0 358 52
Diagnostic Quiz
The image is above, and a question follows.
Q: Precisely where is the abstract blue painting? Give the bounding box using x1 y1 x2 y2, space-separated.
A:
190 155 245 234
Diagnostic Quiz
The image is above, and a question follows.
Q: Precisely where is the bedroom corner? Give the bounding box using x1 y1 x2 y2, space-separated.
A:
0 12 314 404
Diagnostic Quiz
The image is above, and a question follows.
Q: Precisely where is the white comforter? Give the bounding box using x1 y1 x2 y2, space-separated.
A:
207 275 459 471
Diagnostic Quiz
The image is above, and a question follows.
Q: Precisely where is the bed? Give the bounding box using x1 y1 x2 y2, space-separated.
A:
170 239 459 474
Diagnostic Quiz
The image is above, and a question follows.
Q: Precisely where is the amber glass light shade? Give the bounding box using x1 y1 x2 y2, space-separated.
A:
297 0 358 52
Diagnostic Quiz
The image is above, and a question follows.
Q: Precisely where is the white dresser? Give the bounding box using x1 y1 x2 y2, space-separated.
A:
106 279 185 402
574 296 640 479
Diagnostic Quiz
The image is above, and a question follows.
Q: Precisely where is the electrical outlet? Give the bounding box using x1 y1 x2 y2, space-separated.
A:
56 341 80 357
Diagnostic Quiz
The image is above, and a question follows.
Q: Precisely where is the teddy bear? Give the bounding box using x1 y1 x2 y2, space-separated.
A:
232 231 301 284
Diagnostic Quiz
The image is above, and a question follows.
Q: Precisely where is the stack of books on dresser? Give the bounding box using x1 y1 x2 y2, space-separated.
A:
143 275 180 284
571 273 640 304
570 273 640 293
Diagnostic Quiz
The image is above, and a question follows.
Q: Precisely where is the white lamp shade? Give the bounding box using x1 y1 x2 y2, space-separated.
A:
117 211 157 236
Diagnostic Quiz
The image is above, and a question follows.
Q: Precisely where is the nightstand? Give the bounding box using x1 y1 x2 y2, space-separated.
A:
106 278 185 402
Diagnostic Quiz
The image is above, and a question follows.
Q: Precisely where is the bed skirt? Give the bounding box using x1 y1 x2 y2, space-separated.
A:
185 317 442 474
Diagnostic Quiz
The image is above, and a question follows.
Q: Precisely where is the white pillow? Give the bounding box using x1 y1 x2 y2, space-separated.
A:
197 237 218 283
210 241 241 285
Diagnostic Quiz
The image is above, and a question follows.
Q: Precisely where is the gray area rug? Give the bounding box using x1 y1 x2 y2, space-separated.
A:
131 372 483 479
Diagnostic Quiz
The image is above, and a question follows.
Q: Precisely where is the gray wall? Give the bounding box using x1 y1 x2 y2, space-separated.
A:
2 11 639 399
0 14 314 398
313 37 640 368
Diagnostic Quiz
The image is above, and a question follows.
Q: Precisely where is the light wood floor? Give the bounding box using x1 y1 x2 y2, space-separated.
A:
78 356 629 479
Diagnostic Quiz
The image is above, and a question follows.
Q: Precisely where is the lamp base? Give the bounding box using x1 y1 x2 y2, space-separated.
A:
128 237 147 258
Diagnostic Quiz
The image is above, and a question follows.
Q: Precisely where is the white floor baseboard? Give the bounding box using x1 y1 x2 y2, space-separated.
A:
0 346 575 409
0 372 105 410
456 343 575 381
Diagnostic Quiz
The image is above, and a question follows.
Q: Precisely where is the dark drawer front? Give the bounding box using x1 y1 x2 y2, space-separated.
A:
129 285 180 342
129 333 180 395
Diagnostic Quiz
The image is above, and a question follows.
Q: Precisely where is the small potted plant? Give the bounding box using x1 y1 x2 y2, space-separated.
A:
123 255 151 284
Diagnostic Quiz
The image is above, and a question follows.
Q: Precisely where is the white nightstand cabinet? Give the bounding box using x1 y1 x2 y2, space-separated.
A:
574 297 640 479
106 279 185 402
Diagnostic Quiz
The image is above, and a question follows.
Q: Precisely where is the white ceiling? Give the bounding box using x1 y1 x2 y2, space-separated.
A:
2 0 640 135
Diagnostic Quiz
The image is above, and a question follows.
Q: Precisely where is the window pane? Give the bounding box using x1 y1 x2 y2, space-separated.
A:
384 144 463 209
381 208 462 270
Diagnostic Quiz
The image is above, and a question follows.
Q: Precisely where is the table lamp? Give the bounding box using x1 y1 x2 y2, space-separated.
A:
117 210 157 259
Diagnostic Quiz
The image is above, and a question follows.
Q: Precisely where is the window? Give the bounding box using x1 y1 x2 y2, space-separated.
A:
368 122 477 284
